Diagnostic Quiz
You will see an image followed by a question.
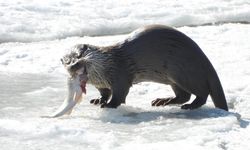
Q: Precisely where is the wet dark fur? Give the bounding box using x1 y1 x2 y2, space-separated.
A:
68 25 228 111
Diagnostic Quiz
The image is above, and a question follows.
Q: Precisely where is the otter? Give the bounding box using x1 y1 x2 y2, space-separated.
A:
62 25 228 111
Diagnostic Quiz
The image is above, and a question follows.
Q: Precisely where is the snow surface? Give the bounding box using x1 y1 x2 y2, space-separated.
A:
1 0 250 150
1 0 250 43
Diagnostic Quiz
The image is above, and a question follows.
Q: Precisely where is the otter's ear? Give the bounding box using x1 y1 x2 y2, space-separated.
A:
82 44 88 51
76 44 89 58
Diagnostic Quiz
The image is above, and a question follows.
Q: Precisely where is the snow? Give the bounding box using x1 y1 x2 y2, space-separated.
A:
1 0 250 150
1 0 250 43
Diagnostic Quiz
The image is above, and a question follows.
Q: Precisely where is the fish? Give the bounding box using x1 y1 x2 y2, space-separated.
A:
42 73 87 118
43 45 89 118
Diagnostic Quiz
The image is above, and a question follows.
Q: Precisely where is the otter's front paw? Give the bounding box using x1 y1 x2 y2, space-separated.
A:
90 98 106 105
151 98 174 106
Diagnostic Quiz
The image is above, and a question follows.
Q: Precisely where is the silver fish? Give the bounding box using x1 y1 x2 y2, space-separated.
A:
43 74 87 118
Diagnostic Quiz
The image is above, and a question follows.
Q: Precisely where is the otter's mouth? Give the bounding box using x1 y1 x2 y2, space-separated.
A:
68 61 88 94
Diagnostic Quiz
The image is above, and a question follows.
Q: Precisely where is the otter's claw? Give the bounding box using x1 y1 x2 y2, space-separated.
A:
90 98 106 105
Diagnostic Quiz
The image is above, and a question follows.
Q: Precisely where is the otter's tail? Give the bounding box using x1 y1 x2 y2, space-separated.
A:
208 66 228 111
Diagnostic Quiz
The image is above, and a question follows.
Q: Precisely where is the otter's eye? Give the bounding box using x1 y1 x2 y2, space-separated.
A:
63 57 71 65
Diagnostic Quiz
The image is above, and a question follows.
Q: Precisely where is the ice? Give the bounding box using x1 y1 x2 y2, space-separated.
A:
0 0 250 43
0 24 250 149
0 81 244 150
0 54 249 150
1 0 250 149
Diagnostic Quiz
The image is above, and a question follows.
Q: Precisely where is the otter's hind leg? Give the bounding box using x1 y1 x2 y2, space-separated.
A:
181 95 208 110
90 88 111 105
152 84 191 106
178 78 209 110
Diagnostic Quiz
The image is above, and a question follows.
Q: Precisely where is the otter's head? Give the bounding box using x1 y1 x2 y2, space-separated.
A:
61 44 111 89
60 44 91 93
61 44 89 77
